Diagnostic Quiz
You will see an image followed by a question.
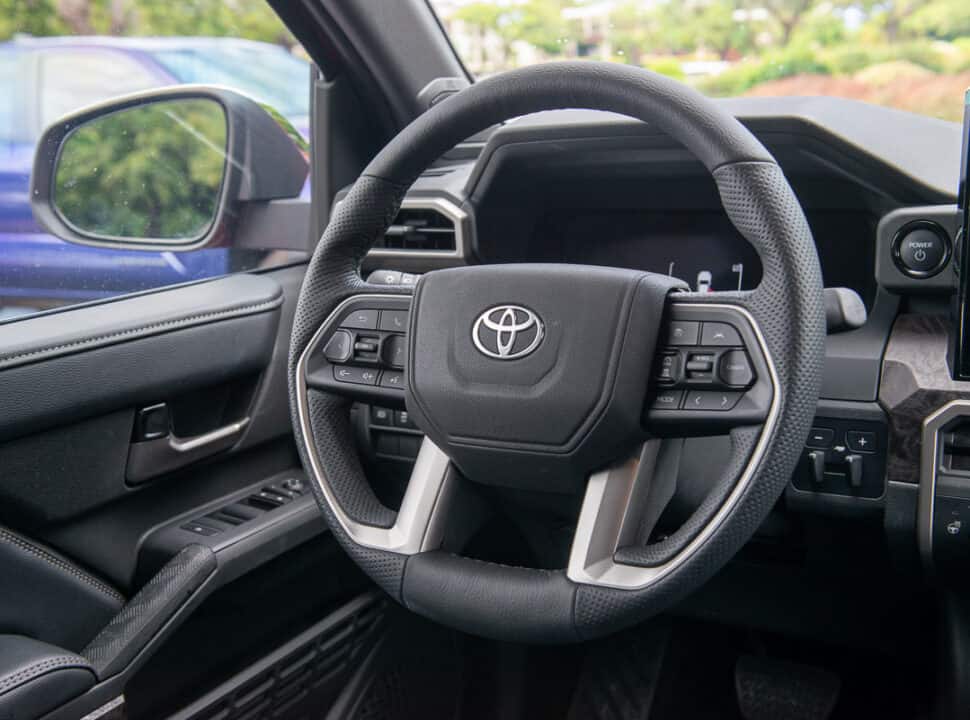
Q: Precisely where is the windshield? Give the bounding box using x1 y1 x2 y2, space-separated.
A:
429 0 970 121
149 44 310 119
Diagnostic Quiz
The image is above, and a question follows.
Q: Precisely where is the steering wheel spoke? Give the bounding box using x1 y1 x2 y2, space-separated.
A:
567 293 782 589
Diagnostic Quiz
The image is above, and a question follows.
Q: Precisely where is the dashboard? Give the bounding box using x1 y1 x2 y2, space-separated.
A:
496 207 879 303
525 210 765 293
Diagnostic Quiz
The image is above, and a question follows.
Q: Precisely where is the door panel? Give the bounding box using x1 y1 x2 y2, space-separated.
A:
0 273 283 443
0 262 357 719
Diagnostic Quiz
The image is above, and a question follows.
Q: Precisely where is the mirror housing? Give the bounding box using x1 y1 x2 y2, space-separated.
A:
30 85 308 252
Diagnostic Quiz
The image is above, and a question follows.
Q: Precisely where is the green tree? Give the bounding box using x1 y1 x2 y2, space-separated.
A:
903 0 970 40
455 0 572 61
693 1 756 60
0 0 69 39
747 0 818 45
835 0 935 42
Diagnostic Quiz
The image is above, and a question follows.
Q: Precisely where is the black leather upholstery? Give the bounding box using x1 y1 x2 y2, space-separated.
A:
290 62 825 641
403 552 579 644
0 526 124 652
0 635 96 720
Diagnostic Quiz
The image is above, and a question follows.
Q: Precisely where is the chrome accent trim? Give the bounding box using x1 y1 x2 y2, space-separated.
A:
567 302 781 590
79 696 125 720
170 417 249 453
366 196 468 261
295 294 453 554
918 399 970 571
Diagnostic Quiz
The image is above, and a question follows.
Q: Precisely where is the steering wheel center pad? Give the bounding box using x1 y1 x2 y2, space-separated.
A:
406 264 685 492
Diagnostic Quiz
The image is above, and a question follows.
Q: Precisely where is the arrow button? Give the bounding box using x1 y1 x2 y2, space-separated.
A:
684 391 742 411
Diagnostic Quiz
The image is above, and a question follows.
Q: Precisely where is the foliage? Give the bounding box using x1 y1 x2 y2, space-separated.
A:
0 0 68 39
819 41 948 74
904 0 970 40
455 0 569 57
697 46 831 96
54 99 227 240
753 0 818 45
642 57 684 79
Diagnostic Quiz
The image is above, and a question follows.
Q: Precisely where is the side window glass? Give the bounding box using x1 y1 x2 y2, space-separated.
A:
37 51 159 131
1 8 310 324
0 51 23 142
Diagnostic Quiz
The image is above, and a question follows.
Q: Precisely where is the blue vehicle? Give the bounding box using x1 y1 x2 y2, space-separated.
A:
0 36 310 318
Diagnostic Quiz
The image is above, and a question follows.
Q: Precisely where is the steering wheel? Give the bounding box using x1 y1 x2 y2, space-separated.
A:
288 62 825 643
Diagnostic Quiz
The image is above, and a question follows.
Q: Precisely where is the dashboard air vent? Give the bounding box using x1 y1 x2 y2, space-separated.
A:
376 206 457 252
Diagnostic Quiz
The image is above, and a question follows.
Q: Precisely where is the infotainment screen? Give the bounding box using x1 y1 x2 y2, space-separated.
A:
962 90 969 234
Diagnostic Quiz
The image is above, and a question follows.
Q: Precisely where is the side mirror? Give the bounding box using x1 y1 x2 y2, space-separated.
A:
30 86 308 251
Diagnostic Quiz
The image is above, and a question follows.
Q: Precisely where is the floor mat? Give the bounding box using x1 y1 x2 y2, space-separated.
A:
566 618 928 720
567 620 672 720
735 654 840 720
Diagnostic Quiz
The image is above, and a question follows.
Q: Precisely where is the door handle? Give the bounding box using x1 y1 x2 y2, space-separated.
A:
169 418 250 453
127 417 250 484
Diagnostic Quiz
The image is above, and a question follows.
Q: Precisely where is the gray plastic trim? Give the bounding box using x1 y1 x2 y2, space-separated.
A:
295 294 455 554
567 302 780 590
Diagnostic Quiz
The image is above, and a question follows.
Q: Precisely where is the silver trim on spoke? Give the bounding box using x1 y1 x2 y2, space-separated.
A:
295 294 454 554
567 302 782 590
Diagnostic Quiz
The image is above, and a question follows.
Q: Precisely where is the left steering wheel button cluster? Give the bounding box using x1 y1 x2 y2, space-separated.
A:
306 298 412 399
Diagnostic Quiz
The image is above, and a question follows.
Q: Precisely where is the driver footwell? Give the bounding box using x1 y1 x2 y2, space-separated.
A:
563 618 928 720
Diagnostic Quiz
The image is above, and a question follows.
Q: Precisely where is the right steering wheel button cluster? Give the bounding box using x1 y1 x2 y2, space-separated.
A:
646 306 773 430
653 322 755 390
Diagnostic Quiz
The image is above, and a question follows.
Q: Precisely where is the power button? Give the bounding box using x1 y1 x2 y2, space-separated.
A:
892 221 950 278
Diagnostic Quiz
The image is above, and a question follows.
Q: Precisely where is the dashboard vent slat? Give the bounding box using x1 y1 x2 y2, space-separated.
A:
374 206 458 253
